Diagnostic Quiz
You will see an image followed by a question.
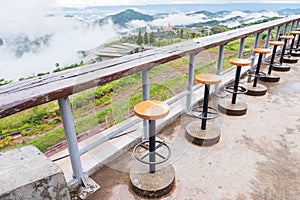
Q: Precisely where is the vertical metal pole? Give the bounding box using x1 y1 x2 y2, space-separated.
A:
186 54 195 112
253 54 263 87
289 34 296 54
201 84 210 130
291 21 295 31
142 70 150 140
280 39 288 65
263 29 272 60
251 33 261 69
58 97 84 183
232 66 242 105
149 120 156 173
275 25 281 41
268 45 278 75
215 45 224 93
283 23 289 35
238 38 245 58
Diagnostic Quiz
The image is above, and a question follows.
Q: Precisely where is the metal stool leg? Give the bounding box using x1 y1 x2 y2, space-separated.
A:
280 39 287 65
149 120 156 173
268 45 278 75
201 84 210 130
232 66 242 104
253 54 263 87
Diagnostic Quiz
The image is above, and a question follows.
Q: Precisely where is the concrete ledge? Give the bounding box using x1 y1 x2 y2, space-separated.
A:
0 145 70 200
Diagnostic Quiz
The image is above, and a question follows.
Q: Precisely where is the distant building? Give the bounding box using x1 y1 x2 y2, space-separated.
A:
164 22 173 31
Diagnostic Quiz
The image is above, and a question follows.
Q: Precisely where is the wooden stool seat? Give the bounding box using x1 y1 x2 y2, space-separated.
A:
280 35 294 40
269 41 284 46
134 100 169 120
195 73 222 85
229 58 251 66
290 31 300 35
254 48 271 54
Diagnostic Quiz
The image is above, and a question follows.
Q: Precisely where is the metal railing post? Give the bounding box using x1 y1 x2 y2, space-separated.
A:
238 37 245 58
58 96 84 184
283 23 289 35
296 20 300 29
263 29 272 60
275 25 281 41
215 45 224 93
186 54 195 112
142 70 150 140
251 32 261 69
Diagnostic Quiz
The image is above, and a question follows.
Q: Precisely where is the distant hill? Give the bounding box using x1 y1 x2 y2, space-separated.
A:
278 8 300 15
97 9 154 27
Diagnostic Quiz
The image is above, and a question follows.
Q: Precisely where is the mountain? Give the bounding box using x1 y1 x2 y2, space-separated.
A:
278 8 300 15
97 9 154 27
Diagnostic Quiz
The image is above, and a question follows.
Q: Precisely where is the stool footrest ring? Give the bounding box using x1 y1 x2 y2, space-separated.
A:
133 140 171 165
190 106 219 120
246 70 266 78
224 85 248 94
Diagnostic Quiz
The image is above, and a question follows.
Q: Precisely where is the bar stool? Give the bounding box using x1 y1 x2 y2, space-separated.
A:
244 48 271 96
260 41 283 82
218 58 250 116
186 73 222 146
290 31 300 57
279 35 298 65
130 100 175 198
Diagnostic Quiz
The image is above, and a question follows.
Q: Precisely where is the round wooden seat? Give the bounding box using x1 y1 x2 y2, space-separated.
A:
134 100 169 120
269 41 284 46
253 48 271 54
229 58 251 66
290 31 300 35
280 35 294 40
195 73 222 85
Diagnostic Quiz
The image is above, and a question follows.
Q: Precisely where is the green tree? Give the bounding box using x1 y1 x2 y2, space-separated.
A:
144 32 148 44
180 29 184 39
149 32 155 44
137 30 143 45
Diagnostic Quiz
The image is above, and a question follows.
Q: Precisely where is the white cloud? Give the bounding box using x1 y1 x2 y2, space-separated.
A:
152 13 207 27
0 0 117 80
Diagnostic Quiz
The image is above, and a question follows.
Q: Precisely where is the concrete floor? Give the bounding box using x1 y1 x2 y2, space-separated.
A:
87 61 300 200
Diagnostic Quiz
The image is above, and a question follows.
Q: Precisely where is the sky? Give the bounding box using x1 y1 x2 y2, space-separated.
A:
56 0 300 8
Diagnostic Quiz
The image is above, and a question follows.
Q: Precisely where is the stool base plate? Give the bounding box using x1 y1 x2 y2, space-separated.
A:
244 83 267 96
218 99 247 116
291 51 300 57
283 57 298 63
259 74 280 82
273 65 291 72
130 163 175 198
186 121 220 146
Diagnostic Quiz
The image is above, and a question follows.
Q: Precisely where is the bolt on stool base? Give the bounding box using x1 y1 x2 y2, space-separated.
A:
243 83 268 96
259 74 280 83
130 162 175 198
282 56 298 64
186 121 220 146
218 99 248 116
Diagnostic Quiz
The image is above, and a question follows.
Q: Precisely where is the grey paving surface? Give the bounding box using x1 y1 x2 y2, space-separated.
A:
87 61 300 200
